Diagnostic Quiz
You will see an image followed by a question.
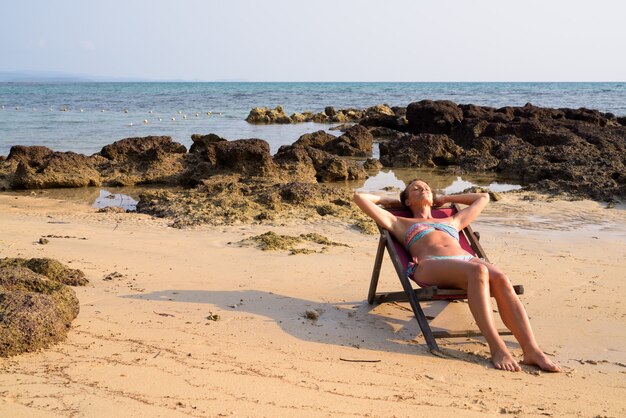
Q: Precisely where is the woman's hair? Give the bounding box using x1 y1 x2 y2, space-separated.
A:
400 179 438 208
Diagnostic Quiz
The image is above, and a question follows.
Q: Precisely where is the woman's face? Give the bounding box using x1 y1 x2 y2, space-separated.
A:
405 180 433 206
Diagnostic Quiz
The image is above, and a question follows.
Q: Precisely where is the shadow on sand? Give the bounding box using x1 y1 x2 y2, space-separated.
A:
121 288 498 366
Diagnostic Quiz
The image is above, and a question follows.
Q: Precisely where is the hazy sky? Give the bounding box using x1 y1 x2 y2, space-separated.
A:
1 0 625 81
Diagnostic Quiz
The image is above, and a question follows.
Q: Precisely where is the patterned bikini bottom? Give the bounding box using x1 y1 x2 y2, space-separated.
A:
406 254 476 281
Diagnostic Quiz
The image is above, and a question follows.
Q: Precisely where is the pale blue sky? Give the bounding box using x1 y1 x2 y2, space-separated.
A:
1 0 624 81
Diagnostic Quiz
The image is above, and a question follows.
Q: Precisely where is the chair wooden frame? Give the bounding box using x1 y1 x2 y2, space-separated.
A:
367 203 524 352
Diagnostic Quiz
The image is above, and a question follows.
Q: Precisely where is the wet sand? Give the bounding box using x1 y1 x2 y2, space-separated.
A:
0 192 625 417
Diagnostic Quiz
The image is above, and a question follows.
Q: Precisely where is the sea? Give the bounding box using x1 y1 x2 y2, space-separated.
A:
1 82 625 157
1 82 625 204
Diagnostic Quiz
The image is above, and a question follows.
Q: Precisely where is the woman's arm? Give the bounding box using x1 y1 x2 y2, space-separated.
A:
439 193 490 230
353 192 399 231
356 193 403 208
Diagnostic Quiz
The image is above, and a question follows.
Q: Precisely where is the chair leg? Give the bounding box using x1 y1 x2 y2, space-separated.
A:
367 234 387 304
407 291 440 352
391 255 440 352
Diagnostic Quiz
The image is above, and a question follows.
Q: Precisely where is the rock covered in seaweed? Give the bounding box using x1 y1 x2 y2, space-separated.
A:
135 175 377 232
0 258 85 357
0 258 88 286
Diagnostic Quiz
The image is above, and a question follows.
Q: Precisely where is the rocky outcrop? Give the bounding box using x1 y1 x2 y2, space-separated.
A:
369 100 626 201
3 98 625 202
273 145 319 181
359 105 407 131
245 106 292 124
380 134 463 167
406 100 464 135
97 136 187 186
274 145 367 182
324 125 373 157
246 106 365 125
136 175 376 232
292 126 373 157
6 146 101 189
304 146 368 182
189 133 227 159
0 258 84 357
293 131 336 149
212 139 278 177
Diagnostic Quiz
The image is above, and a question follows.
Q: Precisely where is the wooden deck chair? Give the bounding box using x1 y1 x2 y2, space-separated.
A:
367 203 524 352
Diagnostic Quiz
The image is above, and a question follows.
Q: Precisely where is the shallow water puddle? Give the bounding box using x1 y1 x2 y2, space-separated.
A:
93 189 138 211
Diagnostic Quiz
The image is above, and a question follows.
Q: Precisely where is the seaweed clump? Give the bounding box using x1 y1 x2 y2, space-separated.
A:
238 231 349 255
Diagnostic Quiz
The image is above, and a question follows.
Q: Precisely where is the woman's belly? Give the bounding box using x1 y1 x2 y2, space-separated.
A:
407 233 471 259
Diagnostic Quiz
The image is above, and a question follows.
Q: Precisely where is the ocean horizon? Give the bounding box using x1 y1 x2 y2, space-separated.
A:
1 81 625 156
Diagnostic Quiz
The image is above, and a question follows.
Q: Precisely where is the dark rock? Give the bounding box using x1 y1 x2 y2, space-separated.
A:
97 136 187 186
8 146 101 189
213 139 278 177
189 133 227 156
360 114 405 130
367 127 405 141
274 145 318 181
303 147 368 182
379 134 462 167
458 150 500 172
561 107 605 126
275 145 367 182
406 100 464 134
359 104 406 130
7 145 54 165
293 131 337 149
324 125 373 157
325 106 337 117
363 158 383 171
459 104 495 120
100 136 186 161
329 123 356 132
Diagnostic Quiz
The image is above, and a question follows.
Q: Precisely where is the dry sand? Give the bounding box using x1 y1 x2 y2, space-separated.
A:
0 191 625 417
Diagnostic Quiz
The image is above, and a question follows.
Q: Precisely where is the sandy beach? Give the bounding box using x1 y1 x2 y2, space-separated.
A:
1 191 625 417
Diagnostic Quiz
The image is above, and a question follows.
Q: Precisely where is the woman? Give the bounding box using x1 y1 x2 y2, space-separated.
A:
354 179 561 372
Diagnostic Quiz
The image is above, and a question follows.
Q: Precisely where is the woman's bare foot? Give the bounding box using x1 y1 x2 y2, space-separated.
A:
491 348 521 372
522 349 562 372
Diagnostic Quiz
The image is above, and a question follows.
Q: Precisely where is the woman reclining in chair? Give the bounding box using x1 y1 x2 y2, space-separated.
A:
354 179 561 372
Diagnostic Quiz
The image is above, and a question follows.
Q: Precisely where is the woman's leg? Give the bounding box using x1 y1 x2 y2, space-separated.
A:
473 260 561 372
415 259 521 371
